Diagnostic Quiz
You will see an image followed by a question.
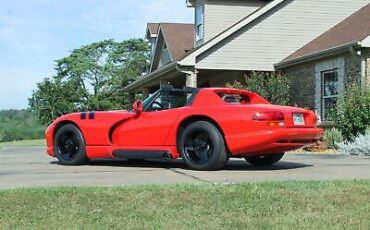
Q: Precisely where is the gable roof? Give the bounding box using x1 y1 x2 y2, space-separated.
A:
280 3 370 65
146 23 160 38
179 0 286 66
149 23 194 72
160 23 194 61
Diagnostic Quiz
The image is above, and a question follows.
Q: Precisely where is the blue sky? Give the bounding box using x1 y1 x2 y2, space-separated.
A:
0 0 193 109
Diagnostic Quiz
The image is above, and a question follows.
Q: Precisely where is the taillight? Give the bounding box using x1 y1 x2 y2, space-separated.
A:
252 112 285 121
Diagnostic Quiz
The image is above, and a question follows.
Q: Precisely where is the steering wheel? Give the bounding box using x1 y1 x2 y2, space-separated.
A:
151 101 163 111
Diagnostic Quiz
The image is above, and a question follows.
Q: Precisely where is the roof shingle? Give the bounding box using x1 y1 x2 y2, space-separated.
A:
147 23 160 36
160 23 195 61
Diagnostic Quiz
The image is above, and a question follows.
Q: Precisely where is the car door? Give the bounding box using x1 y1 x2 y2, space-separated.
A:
116 90 187 146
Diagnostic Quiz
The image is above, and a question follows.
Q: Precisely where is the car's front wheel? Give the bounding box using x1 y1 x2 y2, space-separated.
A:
54 124 88 165
244 153 285 166
179 121 227 170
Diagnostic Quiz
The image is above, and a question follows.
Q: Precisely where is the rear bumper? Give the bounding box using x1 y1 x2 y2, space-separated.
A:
227 127 324 157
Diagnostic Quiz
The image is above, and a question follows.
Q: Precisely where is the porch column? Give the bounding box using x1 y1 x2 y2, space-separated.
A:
142 88 150 99
185 71 198 88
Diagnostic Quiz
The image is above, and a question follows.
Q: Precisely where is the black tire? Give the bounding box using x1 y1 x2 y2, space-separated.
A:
54 124 88 165
178 121 228 170
245 153 285 167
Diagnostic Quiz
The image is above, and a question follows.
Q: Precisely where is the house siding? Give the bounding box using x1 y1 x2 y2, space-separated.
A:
158 49 171 68
196 0 369 71
204 0 265 41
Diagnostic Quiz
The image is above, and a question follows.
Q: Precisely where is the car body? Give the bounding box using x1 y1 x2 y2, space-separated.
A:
46 86 323 170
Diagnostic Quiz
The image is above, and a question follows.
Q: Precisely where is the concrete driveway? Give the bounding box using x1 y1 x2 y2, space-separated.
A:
1 146 370 189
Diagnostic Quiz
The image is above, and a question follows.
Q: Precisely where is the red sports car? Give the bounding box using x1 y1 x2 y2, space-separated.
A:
45 86 323 170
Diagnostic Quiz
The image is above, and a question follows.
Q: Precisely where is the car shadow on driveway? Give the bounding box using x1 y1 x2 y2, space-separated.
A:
51 159 312 171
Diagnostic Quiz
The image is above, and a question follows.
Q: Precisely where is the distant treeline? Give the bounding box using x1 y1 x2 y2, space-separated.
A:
0 109 45 142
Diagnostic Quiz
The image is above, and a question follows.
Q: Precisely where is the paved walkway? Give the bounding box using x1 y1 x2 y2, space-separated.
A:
1 146 369 189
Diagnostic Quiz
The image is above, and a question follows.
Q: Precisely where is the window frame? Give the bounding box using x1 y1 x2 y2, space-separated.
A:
321 69 339 121
143 88 199 112
195 4 204 42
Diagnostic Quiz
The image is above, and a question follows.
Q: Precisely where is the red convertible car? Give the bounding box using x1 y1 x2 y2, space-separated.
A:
45 86 323 170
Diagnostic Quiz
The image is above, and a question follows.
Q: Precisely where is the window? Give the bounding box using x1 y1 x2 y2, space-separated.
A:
321 70 339 120
146 90 195 112
150 38 156 57
217 93 250 104
195 5 204 41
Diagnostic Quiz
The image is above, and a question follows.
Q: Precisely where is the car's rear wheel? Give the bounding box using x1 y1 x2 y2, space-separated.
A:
245 153 285 166
54 124 88 165
179 121 227 170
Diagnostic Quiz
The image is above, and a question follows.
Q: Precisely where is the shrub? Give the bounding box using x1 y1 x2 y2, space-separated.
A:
324 128 343 150
329 84 370 142
339 129 370 156
226 71 290 105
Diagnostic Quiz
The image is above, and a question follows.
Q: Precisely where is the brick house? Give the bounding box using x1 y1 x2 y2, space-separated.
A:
276 4 370 122
125 0 370 114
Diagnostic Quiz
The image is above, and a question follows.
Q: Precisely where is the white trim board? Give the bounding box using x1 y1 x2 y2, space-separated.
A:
314 57 345 122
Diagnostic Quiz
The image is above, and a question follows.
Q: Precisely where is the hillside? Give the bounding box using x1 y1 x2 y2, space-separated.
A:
0 110 45 142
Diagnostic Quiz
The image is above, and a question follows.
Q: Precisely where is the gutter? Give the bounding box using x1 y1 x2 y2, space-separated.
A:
123 62 177 92
275 41 361 69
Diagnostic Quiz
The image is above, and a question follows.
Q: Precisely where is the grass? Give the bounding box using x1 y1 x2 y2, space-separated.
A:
0 180 369 229
0 139 44 149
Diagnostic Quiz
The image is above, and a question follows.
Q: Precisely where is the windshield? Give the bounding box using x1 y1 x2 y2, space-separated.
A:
142 90 160 109
140 88 198 112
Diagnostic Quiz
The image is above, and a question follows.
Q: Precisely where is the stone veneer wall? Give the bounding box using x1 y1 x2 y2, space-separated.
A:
283 62 316 109
281 51 362 110
344 52 362 85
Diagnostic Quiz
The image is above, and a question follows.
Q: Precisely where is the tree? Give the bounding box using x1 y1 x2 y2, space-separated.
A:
29 39 150 125
226 71 290 105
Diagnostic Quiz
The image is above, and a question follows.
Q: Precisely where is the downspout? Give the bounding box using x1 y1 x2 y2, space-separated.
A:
361 51 366 86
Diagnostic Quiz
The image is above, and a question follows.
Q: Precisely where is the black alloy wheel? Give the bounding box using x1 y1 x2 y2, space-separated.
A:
54 124 88 165
179 121 227 170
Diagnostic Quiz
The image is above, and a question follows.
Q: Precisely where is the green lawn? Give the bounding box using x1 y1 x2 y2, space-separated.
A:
0 139 44 149
0 180 369 229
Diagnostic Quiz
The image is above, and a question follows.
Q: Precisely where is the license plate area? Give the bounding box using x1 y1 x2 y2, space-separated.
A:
293 113 305 126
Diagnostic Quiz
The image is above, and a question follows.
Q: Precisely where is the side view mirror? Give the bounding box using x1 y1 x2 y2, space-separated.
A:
133 100 143 115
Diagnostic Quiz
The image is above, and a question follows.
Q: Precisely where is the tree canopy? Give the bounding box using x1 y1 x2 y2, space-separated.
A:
29 39 150 125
